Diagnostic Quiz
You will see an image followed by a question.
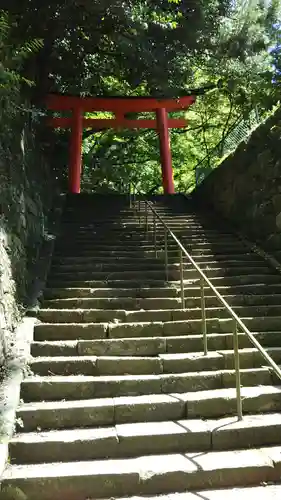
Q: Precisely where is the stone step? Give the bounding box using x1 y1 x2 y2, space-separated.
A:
52 247 262 257
51 254 262 264
30 332 281 358
28 352 223 376
16 385 281 432
50 262 170 272
59 229 234 238
47 279 170 289
54 235 246 245
44 287 180 299
52 256 166 266
107 486 281 500
43 294 281 310
2 445 281 499
49 262 269 274
47 275 281 290
37 305 281 324
58 218 223 225
53 247 253 256
56 223 232 232
59 218 222 225
42 297 182 311
33 316 281 342
54 242 247 253
43 283 281 299
9 413 281 465
28 348 281 376
48 266 276 281
55 235 241 246
20 366 275 402
52 260 266 272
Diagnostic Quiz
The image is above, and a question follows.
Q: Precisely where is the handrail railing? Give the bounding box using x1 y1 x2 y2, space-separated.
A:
132 197 281 421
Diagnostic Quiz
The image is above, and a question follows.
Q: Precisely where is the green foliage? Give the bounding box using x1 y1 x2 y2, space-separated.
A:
0 10 42 100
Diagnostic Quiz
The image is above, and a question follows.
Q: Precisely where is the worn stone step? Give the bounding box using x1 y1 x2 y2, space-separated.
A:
204 294 281 307
47 279 170 289
42 294 281 311
53 246 257 257
59 230 235 240
47 275 281 289
56 226 232 235
10 419 211 464
64 219 227 226
53 248 256 258
20 367 274 402
59 217 223 225
54 244 247 255
57 228 219 238
33 317 281 342
220 347 281 369
167 305 281 321
159 317 281 335
37 304 281 324
2 446 281 499
44 287 179 299
49 263 271 277
51 254 263 266
55 235 241 247
16 393 186 432
93 486 281 500
29 352 227 376
10 413 281 465
52 256 165 265
191 294 281 309
28 348 281 377
48 266 276 282
54 236 246 246
43 283 281 300
36 309 177 324
50 262 170 272
51 258 266 270
48 269 170 281
42 297 182 311
17 385 281 432
30 331 281 358
31 336 167 357
29 355 163 376
34 322 108 341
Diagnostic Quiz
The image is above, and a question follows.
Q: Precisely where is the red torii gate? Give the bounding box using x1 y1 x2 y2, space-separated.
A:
46 94 196 194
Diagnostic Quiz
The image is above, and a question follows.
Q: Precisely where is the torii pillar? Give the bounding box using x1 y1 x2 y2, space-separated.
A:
69 106 83 193
156 108 175 194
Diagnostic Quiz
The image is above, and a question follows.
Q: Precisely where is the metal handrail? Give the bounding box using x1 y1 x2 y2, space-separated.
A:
133 198 281 421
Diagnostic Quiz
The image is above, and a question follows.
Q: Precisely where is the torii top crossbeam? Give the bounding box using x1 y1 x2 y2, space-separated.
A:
46 93 196 194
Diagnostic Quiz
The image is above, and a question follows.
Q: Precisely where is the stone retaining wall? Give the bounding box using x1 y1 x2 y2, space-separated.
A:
0 119 61 368
193 107 281 258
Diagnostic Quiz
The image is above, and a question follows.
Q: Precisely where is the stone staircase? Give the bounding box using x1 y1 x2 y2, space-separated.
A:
2 193 281 500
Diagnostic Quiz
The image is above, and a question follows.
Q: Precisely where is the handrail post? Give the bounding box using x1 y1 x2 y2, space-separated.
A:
129 183 132 209
164 227 169 282
133 187 136 216
233 320 243 421
154 213 157 257
179 249 185 309
200 278 208 355
145 203 148 236
138 198 141 224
